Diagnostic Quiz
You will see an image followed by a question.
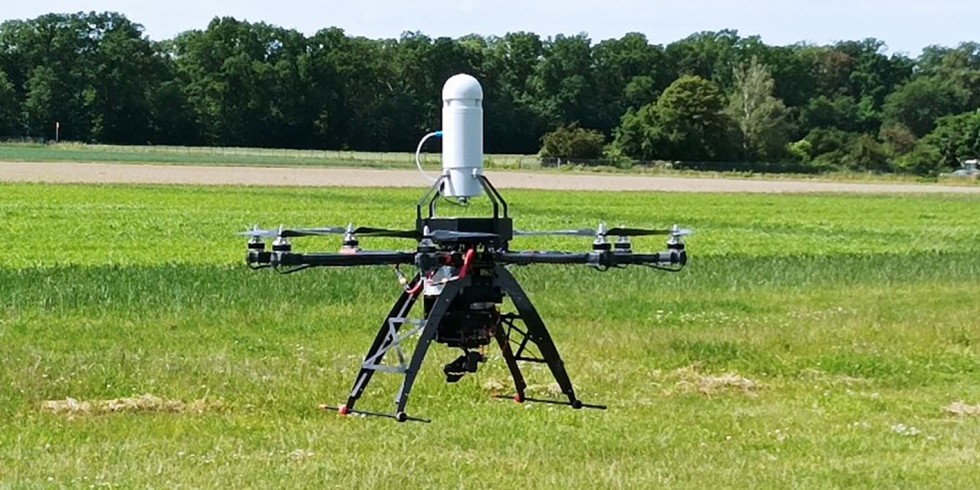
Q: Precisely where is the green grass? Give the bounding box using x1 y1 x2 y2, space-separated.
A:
1 183 979 487
0 142 539 170
5 142 979 185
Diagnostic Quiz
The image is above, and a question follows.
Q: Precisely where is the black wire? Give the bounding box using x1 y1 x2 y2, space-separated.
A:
643 264 685 273
441 195 470 207
273 264 316 274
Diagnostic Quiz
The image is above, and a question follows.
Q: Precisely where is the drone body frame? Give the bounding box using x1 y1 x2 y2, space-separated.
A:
242 74 688 422
245 175 686 422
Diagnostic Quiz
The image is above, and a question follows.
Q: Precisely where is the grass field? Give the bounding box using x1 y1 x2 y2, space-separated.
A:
5 142 977 185
1 183 978 487
0 143 538 170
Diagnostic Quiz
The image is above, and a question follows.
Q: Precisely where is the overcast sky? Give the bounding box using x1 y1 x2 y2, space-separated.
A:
4 0 978 56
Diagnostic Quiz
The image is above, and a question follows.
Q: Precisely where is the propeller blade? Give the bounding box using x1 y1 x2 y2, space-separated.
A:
355 227 499 240
240 226 500 241
300 226 351 235
238 229 325 238
428 230 499 241
513 229 595 237
238 226 349 238
515 226 694 238
604 227 673 237
604 227 694 237
352 227 418 238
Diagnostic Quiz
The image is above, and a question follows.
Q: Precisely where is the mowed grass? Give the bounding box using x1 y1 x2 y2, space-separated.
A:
0 183 978 488
0 143 536 170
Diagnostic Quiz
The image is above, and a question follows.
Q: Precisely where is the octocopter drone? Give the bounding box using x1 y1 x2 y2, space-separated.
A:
242 74 691 422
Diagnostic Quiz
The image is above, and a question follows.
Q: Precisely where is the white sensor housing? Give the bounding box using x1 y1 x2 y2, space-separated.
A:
441 74 484 199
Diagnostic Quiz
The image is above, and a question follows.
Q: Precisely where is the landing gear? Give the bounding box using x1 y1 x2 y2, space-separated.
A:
323 265 603 422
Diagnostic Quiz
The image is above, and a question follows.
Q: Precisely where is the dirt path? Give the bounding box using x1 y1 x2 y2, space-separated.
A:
2 161 978 194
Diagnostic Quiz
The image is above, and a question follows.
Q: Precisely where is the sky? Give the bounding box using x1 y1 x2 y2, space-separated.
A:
4 0 979 56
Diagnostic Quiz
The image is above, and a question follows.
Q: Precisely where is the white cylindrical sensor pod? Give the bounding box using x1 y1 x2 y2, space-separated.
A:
441 74 484 199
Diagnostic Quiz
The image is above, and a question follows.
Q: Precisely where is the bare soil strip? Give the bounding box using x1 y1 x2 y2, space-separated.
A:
2 161 978 194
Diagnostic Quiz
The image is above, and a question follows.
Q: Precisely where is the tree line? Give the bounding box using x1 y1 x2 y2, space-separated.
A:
2 11 979 174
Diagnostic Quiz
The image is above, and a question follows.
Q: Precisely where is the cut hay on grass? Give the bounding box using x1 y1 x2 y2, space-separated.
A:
41 394 224 416
670 366 763 396
945 401 980 416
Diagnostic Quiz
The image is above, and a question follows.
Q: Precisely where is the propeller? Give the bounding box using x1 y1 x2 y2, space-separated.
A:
239 225 498 241
607 226 694 237
239 225 347 238
515 223 693 238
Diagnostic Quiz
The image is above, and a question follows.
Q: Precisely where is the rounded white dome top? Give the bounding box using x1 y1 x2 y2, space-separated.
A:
442 73 483 101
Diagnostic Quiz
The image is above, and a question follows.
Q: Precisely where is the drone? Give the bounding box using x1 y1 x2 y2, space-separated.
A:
242 74 691 422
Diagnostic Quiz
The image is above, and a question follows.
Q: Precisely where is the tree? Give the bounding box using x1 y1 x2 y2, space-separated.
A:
538 125 605 159
23 66 57 138
895 143 944 175
481 32 547 153
0 69 19 136
15 13 101 141
803 128 859 167
725 57 789 161
879 123 918 157
800 95 861 132
623 75 658 109
86 13 167 144
882 77 970 137
918 42 980 107
916 112 980 169
593 33 668 124
842 134 891 172
613 75 734 161
666 30 741 87
173 18 306 147
530 34 599 129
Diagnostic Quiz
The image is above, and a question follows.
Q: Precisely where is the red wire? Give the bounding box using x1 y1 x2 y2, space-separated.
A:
458 248 476 279
406 275 424 295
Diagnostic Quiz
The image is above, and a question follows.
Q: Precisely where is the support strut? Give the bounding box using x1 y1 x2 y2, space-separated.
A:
494 265 586 408
329 265 603 422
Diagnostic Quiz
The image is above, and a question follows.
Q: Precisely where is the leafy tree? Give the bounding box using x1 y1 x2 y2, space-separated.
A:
530 34 599 130
895 143 944 175
593 33 668 124
613 75 733 161
173 18 309 147
623 75 659 109
786 139 813 162
481 32 547 153
882 77 969 137
611 104 661 161
804 128 858 166
0 9 977 174
538 124 605 159
842 133 890 172
800 95 861 132
666 30 741 87
765 44 818 109
726 57 789 161
0 69 19 136
917 112 980 169
879 123 918 157
23 66 57 138
919 42 980 107
86 13 165 144
148 79 199 145
15 13 103 141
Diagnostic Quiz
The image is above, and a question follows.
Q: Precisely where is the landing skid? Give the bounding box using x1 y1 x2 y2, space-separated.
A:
331 266 603 422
